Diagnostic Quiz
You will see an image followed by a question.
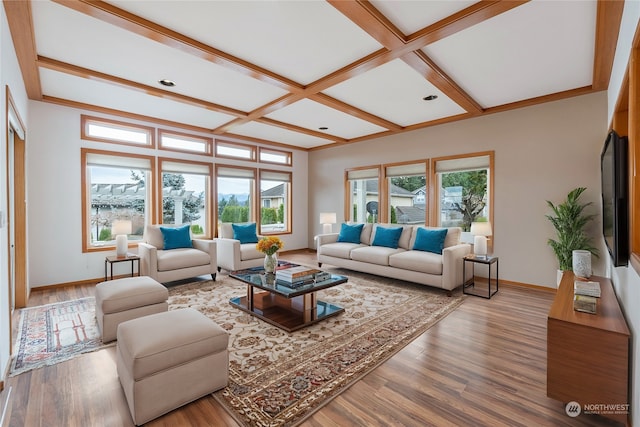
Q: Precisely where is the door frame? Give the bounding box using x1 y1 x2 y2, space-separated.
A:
5 86 27 355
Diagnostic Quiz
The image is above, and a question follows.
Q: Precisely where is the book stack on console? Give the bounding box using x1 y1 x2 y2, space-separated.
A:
573 280 600 314
275 266 320 288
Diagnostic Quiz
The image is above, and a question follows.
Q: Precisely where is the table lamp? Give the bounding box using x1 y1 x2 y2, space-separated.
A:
319 212 337 234
470 221 492 256
112 220 132 257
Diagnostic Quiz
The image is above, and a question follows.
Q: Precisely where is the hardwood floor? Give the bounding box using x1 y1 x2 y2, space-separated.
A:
2 252 624 426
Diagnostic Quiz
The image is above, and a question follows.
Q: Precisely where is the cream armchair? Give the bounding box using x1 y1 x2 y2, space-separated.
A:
216 222 265 272
138 224 217 283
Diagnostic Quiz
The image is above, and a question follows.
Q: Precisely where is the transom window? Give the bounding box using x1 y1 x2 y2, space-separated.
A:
259 147 292 166
159 130 212 154
216 140 257 161
81 115 154 147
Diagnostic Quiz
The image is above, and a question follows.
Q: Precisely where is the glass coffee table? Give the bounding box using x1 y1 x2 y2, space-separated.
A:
229 263 347 332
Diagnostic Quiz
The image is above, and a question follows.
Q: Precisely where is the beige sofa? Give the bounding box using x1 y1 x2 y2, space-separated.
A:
138 224 217 283
316 223 471 295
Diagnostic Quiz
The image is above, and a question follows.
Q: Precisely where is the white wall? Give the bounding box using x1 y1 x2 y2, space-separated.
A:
309 92 607 288
26 102 309 288
606 2 640 425
0 4 29 383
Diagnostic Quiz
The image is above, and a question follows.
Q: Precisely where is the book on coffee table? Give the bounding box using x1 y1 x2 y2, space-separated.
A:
574 280 601 298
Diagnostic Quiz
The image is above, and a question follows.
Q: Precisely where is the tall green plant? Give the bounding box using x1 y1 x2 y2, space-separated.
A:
546 187 598 271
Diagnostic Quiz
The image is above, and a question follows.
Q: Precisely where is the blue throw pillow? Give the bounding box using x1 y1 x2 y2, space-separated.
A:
372 226 403 249
413 227 448 254
232 223 259 244
337 223 364 244
160 224 193 250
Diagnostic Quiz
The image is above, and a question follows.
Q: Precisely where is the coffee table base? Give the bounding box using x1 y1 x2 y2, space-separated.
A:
229 292 344 332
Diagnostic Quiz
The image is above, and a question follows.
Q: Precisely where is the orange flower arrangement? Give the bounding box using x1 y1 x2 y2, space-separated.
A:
256 236 283 256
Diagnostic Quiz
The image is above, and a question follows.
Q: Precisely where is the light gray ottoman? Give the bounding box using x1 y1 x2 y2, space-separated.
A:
116 308 229 426
95 276 168 343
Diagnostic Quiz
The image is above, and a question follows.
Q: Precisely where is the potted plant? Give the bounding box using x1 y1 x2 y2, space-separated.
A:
546 187 598 283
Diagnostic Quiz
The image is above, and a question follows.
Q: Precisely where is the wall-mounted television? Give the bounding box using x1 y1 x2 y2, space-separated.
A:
601 130 629 267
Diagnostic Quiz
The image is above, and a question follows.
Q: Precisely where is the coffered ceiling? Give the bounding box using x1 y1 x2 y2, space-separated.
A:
4 0 623 151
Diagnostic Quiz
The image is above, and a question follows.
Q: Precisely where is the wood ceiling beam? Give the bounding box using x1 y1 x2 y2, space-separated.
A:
401 51 483 114
37 56 248 118
52 0 304 93
256 117 346 143
309 93 403 131
3 0 42 99
592 0 624 91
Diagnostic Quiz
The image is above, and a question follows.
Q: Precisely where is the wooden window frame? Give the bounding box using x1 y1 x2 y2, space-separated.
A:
258 146 293 166
343 165 382 223
383 160 429 225
430 151 495 248
258 169 292 236
215 164 258 236
81 148 156 253
215 140 257 162
81 115 155 148
158 157 213 239
158 129 212 155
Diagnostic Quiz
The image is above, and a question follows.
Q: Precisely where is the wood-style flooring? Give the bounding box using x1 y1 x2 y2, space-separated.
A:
1 251 624 426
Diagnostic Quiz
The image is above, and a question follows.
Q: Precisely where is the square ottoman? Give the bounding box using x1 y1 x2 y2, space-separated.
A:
95 276 168 343
116 308 229 426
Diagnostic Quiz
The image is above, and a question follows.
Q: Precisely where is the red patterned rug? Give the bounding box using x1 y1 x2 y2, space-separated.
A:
167 269 464 427
10 297 109 376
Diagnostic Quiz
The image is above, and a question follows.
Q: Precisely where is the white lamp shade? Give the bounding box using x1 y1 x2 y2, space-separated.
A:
112 220 132 236
319 212 337 225
470 221 492 237
115 234 129 257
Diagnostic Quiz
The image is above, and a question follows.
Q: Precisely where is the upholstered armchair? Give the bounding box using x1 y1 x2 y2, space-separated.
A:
216 222 265 272
138 224 217 283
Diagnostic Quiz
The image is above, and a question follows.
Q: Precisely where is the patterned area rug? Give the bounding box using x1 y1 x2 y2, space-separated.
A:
168 269 464 427
10 297 109 376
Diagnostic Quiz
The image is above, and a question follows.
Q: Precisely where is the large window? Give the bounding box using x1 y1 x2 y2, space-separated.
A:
216 166 256 231
259 170 291 234
385 162 427 225
82 149 154 252
345 167 380 223
160 159 212 237
431 152 494 232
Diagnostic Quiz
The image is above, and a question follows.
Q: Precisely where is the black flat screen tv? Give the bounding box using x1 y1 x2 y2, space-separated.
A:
601 130 629 267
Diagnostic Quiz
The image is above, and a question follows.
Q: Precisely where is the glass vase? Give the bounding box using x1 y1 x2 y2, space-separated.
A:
264 253 277 274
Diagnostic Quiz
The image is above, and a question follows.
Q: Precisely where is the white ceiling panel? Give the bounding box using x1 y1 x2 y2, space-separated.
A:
264 99 388 140
32 0 288 112
5 0 614 150
40 68 235 130
323 59 466 127
108 0 383 85
422 1 597 108
230 121 334 149
370 0 476 36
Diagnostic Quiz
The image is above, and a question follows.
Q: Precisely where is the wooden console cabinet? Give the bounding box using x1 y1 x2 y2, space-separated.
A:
547 272 630 424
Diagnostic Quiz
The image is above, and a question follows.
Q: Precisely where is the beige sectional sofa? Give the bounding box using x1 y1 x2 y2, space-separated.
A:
316 223 471 295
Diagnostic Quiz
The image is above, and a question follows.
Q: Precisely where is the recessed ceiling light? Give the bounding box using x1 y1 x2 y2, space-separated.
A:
423 95 438 101
158 79 176 87
319 126 329 131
